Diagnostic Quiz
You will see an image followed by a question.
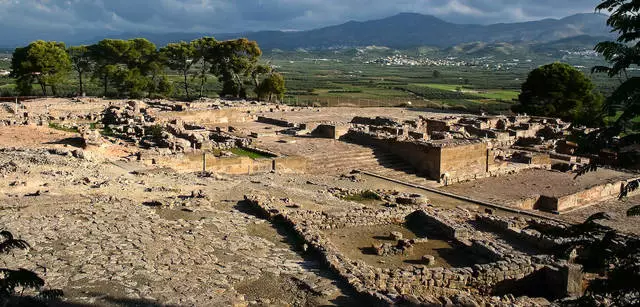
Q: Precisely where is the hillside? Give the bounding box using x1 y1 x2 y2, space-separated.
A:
213 13 613 50
3 12 613 52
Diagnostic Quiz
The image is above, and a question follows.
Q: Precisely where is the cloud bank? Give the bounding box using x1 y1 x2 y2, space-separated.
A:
0 0 603 45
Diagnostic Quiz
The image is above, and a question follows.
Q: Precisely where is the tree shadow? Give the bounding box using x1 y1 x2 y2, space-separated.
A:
433 246 489 268
403 259 427 265
372 235 394 241
88 294 180 307
43 137 85 148
5 294 176 307
358 246 378 255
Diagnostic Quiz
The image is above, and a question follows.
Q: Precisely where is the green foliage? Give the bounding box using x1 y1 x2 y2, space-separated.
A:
160 41 197 99
432 70 441 78
192 37 218 98
11 41 71 96
88 38 160 97
229 148 275 159
146 124 165 140
627 205 640 217
257 72 286 102
1 230 63 304
113 68 149 98
593 0 640 136
209 38 262 98
156 75 174 98
100 126 115 137
619 179 639 200
68 45 93 95
342 190 382 202
395 84 482 100
48 123 79 133
514 62 603 126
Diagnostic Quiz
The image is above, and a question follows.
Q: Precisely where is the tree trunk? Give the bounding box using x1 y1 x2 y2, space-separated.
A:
78 72 84 96
40 81 46 96
148 73 157 99
103 74 108 97
199 66 206 98
183 71 190 99
51 85 57 96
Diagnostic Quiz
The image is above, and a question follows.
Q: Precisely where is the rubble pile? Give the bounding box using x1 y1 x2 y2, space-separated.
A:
101 101 252 153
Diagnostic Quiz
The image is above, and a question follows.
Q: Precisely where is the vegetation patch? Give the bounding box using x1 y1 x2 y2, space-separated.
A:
229 148 276 159
48 122 78 133
99 126 116 137
342 190 382 202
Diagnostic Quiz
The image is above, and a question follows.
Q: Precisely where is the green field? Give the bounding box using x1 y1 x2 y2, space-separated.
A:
0 48 634 116
411 84 520 100
269 57 527 113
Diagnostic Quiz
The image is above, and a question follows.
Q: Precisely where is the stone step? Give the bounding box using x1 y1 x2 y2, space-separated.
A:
320 156 402 169
307 151 383 161
362 168 432 184
367 163 417 173
309 151 396 163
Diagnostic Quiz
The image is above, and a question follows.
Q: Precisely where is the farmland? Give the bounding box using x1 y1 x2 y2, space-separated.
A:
0 47 633 115
265 48 622 113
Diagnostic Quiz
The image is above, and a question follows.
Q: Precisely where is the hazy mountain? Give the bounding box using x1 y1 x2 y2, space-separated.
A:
446 42 528 57
531 35 611 52
2 12 613 51
217 12 614 50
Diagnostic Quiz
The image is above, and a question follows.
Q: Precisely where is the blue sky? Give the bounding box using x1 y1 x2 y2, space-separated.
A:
0 0 604 45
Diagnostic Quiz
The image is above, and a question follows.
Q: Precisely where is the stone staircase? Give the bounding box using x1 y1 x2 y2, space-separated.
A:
305 143 437 186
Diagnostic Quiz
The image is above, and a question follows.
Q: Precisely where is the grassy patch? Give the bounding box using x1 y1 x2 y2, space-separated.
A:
475 90 519 101
48 122 79 133
342 190 382 202
99 126 116 137
413 83 519 101
229 148 276 159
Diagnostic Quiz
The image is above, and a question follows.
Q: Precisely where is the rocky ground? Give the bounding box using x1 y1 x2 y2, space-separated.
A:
0 146 367 306
2 98 638 305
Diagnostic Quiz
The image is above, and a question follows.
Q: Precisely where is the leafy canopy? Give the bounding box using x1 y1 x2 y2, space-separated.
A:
257 72 286 102
11 41 71 96
160 41 197 99
514 62 603 126
593 0 640 135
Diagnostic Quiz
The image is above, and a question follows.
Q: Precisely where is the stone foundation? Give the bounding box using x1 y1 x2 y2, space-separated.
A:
244 194 580 305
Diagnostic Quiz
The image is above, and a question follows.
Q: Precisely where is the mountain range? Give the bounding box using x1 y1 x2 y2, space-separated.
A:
2 12 614 51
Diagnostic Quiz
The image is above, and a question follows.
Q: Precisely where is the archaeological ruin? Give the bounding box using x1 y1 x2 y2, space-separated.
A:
0 96 638 306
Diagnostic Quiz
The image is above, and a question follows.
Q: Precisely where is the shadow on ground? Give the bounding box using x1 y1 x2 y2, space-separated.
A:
44 137 85 148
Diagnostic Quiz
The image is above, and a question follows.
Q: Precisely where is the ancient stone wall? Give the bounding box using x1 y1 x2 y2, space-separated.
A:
536 177 640 212
312 124 351 139
243 195 572 305
273 156 308 173
439 143 488 183
159 108 261 125
257 116 296 127
149 155 273 174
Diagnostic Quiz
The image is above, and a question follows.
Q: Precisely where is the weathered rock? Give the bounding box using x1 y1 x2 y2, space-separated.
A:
422 255 436 266
390 231 403 240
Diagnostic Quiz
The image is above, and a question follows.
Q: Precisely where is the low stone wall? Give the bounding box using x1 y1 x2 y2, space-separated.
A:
257 116 297 127
409 210 471 242
243 195 572 305
537 177 640 212
150 154 273 174
273 156 308 173
475 214 564 252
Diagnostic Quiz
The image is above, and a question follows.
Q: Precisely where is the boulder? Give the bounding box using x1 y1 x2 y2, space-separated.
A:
422 255 436 266
390 231 403 240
